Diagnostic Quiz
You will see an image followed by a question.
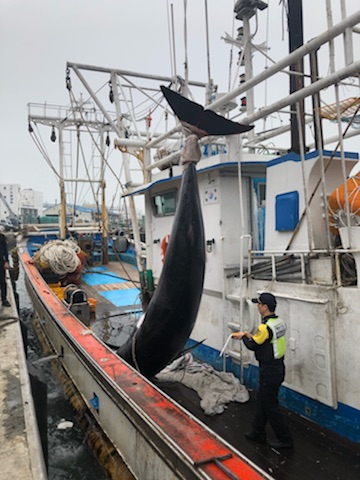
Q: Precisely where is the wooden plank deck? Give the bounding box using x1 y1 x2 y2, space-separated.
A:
78 261 141 347
80 260 141 315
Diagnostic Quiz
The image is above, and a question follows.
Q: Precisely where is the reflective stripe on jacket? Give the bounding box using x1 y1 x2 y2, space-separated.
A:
266 317 286 359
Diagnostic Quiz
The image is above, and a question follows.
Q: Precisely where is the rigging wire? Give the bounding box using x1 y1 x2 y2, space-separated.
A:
29 122 61 180
116 75 164 122
72 127 80 224
79 139 102 229
66 87 128 213
67 88 109 230
67 90 99 208
131 91 164 121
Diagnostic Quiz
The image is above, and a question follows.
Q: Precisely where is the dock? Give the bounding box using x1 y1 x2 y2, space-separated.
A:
0 272 47 480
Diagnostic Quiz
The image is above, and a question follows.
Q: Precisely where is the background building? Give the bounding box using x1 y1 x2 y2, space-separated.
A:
0 184 43 224
0 183 21 220
20 188 44 223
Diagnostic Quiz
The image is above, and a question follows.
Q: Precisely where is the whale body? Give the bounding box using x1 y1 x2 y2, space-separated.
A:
117 162 205 377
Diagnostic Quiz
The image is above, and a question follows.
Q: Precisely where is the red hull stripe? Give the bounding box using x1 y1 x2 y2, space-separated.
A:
20 250 265 480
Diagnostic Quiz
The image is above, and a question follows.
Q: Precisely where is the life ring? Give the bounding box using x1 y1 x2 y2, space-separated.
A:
160 235 170 263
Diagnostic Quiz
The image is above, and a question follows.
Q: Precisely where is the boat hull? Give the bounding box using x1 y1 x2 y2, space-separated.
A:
19 246 269 480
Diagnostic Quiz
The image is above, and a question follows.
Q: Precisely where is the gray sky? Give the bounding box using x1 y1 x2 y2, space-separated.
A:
0 0 235 204
1 0 359 204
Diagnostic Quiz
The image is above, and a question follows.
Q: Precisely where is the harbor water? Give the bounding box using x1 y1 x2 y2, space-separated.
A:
17 269 109 480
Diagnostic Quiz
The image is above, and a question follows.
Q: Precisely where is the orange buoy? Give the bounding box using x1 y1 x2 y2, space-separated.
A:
160 235 170 263
328 175 360 234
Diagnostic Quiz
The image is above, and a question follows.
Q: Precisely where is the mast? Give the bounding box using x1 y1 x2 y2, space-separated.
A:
100 130 109 264
58 127 67 240
287 0 305 154
232 0 267 148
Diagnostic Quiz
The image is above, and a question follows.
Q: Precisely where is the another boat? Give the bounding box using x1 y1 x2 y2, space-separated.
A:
21 1 360 479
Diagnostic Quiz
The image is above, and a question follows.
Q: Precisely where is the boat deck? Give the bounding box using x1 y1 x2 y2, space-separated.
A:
52 259 359 479
157 380 360 480
79 260 142 347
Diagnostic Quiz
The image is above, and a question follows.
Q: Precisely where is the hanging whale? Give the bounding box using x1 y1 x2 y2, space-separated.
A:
117 136 205 377
118 87 253 378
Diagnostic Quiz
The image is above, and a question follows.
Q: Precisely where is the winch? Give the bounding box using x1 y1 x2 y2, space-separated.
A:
63 284 91 326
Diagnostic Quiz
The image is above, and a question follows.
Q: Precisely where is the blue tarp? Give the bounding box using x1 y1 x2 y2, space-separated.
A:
82 267 127 286
99 288 141 308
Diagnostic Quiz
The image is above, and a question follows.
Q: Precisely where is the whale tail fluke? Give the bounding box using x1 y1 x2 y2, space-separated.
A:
161 85 254 137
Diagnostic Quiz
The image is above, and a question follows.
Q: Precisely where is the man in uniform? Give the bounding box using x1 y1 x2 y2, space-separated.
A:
233 292 293 449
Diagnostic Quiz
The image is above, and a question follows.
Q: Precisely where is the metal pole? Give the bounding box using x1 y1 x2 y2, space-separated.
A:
100 131 108 264
207 10 360 112
243 61 360 125
335 83 352 247
242 16 255 147
325 0 335 74
296 102 314 251
67 62 207 87
71 65 123 139
58 126 67 240
340 0 354 66
310 50 332 251
288 0 305 154
170 4 177 81
143 148 153 271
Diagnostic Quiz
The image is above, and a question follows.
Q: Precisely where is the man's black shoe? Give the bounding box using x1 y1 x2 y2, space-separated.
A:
2 300 11 307
268 439 294 449
245 431 267 444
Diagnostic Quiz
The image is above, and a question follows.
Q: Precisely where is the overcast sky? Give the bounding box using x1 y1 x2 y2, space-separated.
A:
1 0 359 205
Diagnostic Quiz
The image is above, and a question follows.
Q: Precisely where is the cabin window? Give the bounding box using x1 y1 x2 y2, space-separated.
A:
257 182 266 207
252 178 266 250
152 190 177 216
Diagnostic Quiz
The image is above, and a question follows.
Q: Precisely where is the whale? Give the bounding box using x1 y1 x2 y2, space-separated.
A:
118 86 251 377
117 159 205 377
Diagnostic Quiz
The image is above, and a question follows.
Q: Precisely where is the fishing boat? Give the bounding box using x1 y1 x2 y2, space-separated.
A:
20 1 359 479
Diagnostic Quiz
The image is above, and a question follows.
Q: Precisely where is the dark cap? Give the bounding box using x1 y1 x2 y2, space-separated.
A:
252 292 277 311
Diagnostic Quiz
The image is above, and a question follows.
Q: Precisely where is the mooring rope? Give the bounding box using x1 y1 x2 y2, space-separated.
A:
32 240 81 275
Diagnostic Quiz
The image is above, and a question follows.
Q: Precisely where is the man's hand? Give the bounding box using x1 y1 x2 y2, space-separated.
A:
232 331 245 339
3 261 9 270
232 331 252 340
